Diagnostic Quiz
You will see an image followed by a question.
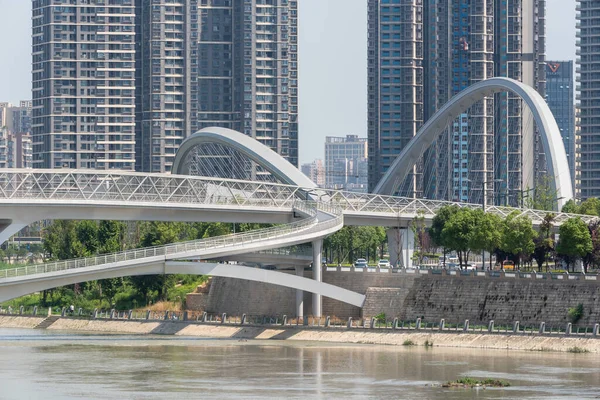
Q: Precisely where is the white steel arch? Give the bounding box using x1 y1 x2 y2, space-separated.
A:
0 262 364 308
374 77 573 209
172 127 316 188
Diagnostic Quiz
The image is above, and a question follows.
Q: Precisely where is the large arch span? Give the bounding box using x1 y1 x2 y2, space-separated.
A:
172 127 316 189
373 77 573 209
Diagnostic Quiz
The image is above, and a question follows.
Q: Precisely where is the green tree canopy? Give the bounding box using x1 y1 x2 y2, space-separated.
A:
556 218 593 271
500 211 537 267
441 208 479 266
470 210 502 269
578 198 600 217
561 199 579 214
429 205 460 266
532 213 555 272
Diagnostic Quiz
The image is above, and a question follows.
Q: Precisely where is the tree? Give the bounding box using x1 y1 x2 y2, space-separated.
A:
500 211 537 268
430 205 460 267
561 199 579 214
44 220 86 260
76 220 99 255
98 220 126 253
441 208 478 267
470 210 502 270
556 218 593 272
410 211 427 265
526 175 559 211
4 244 17 263
582 221 600 273
532 213 555 272
578 198 600 217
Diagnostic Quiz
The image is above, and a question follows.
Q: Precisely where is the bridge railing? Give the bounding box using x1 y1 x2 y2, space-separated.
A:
0 169 304 208
0 201 343 281
0 201 330 280
0 169 597 227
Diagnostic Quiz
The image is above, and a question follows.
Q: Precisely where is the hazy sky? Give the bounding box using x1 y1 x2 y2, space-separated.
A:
0 0 576 163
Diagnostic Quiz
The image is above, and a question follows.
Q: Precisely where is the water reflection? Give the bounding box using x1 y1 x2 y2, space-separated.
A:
0 328 598 399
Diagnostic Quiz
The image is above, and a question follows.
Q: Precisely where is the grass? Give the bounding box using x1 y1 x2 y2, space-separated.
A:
443 377 511 388
402 340 416 346
567 346 590 354
532 347 554 352
0 262 27 271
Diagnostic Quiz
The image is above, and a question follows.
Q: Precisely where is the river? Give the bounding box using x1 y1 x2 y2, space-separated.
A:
0 328 598 399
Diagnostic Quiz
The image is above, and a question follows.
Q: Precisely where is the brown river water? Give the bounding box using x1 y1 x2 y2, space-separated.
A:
0 328 598 399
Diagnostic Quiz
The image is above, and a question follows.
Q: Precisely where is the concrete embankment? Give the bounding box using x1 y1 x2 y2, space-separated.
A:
190 272 600 326
1 315 598 353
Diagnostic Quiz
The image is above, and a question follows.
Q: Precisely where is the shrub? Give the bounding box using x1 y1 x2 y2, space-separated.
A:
375 312 386 323
568 304 584 324
567 346 590 354
402 340 416 346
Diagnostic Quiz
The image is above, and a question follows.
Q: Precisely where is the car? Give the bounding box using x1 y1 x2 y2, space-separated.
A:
377 259 391 268
463 263 477 271
354 258 368 268
446 262 459 270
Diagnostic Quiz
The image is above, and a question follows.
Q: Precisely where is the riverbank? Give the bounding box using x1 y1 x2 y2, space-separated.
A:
1 315 598 353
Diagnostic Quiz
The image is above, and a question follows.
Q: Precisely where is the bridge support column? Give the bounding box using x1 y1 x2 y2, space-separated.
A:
295 266 304 318
386 228 414 269
312 239 323 317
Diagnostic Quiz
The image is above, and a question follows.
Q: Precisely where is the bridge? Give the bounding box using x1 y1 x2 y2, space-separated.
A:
0 78 586 317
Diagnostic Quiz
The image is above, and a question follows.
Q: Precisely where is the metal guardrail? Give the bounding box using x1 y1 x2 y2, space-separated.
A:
0 201 343 281
323 266 600 282
0 169 596 227
2 307 598 339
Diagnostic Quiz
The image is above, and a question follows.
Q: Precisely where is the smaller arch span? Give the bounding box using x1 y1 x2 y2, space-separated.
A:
0 261 365 308
172 127 316 189
373 77 573 210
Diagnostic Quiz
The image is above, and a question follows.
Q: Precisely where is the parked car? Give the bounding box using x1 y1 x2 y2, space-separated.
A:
354 258 368 268
377 259 391 268
463 263 477 271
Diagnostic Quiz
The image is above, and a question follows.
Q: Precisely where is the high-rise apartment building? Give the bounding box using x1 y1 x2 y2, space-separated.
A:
0 101 32 135
576 0 600 199
368 0 546 206
301 159 325 186
0 128 32 169
325 135 368 191
197 0 299 168
135 0 198 173
31 0 297 173
32 0 136 170
546 61 575 194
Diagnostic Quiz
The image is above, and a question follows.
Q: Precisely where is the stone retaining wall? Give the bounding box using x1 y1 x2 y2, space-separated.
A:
398 276 600 326
193 272 600 326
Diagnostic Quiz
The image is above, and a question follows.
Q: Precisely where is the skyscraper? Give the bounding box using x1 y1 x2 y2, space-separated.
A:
324 135 368 190
576 0 600 200
32 0 297 173
135 0 198 173
32 0 136 170
368 0 546 206
301 159 325 186
197 0 299 168
546 61 575 194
